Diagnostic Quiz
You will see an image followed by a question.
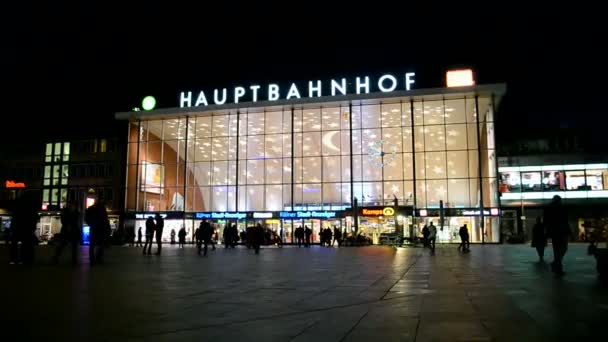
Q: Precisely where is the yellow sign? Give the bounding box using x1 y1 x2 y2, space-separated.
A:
383 207 395 216
362 207 395 216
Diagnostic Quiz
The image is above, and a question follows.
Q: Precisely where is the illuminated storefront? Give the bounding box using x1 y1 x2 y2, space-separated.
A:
118 72 504 243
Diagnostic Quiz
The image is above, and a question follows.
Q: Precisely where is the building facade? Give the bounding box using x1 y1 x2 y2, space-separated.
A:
119 82 505 244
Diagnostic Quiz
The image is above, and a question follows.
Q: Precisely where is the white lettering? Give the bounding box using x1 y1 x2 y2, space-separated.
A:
331 78 347 96
194 91 208 106
234 87 246 103
308 80 322 97
405 72 416 91
180 91 192 108
356 76 370 94
268 84 280 101
214 88 227 105
250 85 261 102
286 83 301 99
378 74 397 92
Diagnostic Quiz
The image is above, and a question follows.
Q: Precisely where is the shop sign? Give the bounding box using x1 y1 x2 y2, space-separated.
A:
279 211 337 219
462 210 491 216
195 212 247 220
361 207 395 216
179 73 416 108
135 213 168 219
253 212 274 219
5 180 25 188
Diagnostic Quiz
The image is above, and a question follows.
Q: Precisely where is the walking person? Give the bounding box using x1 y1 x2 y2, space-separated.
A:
85 201 110 265
9 191 39 265
178 226 186 248
170 229 176 245
295 226 304 247
143 216 155 255
252 223 263 254
422 224 430 248
544 195 571 275
154 213 164 255
531 217 547 262
202 220 215 256
230 223 238 248
333 226 342 247
304 225 312 247
195 222 204 255
53 201 81 265
458 224 470 253
136 227 143 247
428 222 437 254
223 222 231 249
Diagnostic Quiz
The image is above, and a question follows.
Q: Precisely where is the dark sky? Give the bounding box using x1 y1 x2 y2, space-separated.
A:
3 3 605 145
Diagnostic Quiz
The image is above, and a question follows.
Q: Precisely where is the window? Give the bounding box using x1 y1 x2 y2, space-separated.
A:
585 170 605 190
521 172 541 192
542 171 565 191
566 171 586 190
100 139 107 153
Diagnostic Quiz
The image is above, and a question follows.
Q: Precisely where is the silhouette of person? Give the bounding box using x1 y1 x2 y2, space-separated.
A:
195 222 204 255
458 224 470 253
544 195 571 275
143 216 155 255
304 225 312 247
295 226 304 247
428 222 437 254
252 223 263 254
531 217 547 262
333 226 342 247
85 201 110 265
154 213 164 255
53 201 81 265
136 227 143 247
223 222 231 249
230 223 238 248
202 220 215 256
422 224 430 248
178 226 186 248
170 229 176 245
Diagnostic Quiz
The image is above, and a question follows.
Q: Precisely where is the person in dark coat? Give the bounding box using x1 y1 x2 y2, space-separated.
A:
544 195 571 275
85 201 110 265
202 220 215 256
304 225 312 247
531 217 547 262
178 226 186 248
53 202 82 265
223 222 231 249
333 226 342 247
154 213 164 255
195 222 204 254
230 223 238 248
136 227 143 247
251 223 263 254
170 229 176 245
458 224 470 253
9 191 39 265
295 226 304 247
421 224 430 248
143 216 155 255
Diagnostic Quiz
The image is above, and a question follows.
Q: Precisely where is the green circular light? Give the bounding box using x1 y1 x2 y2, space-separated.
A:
142 96 156 111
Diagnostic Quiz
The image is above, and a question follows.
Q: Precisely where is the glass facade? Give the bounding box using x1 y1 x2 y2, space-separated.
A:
125 93 499 243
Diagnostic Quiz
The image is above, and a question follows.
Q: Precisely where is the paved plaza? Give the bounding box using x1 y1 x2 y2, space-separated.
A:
1 243 607 341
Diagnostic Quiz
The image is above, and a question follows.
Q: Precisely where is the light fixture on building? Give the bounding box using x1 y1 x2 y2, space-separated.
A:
419 209 428 217
446 69 475 87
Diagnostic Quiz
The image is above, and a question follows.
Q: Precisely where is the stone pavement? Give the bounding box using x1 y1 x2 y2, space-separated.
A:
1 243 607 341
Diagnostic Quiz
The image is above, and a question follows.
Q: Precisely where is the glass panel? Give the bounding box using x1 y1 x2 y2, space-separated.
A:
361 104 381 129
322 108 341 130
448 179 470 207
416 180 427 207
247 112 264 135
264 134 283 158
54 142 62 156
43 189 49 202
469 179 480 207
383 127 402 153
424 126 445 151
384 181 402 201
414 127 425 152
401 102 412 126
62 165 69 178
446 151 468 179
63 142 70 156
323 183 342 204
265 159 282 184
212 186 228 211
521 171 542 192
212 161 228 185
351 105 361 130
60 189 67 207
361 182 382 205
566 170 586 190
44 166 51 178
403 153 413 180
283 158 292 184
427 180 447 207
352 155 362 182
266 185 283 211
500 171 521 192
302 183 322 204
247 160 264 185
146 120 163 140
51 189 58 203
351 130 362 155
586 170 605 190
247 136 264 159
46 143 53 156
362 158 382 181
424 101 444 125
445 124 468 150
413 101 423 126
282 110 292 133
211 138 229 161
361 129 381 155
303 157 322 183
466 97 477 123
341 156 351 183
193 162 211 186
383 153 403 181
264 111 282 134
196 116 212 138
246 185 264 211
294 133 303 157
212 115 229 137
468 151 479 178
321 131 341 156
381 103 401 127
403 181 414 205
303 132 321 157
322 156 341 182
467 124 478 149
444 99 466 124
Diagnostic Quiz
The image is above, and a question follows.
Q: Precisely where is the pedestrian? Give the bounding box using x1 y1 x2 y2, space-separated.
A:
428 222 437 254
178 226 186 248
143 216 155 255
304 225 312 247
324 227 332 247
422 224 430 248
333 226 342 247
195 221 204 255
252 223 263 254
544 195 571 275
223 222 231 249
230 223 238 248
458 224 470 253
136 227 143 247
531 217 547 262
9 191 39 265
154 213 164 255
170 228 176 245
53 201 81 265
202 220 215 256
85 201 110 265
295 226 304 247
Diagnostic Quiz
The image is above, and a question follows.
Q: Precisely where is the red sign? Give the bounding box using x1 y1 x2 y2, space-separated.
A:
5 180 26 188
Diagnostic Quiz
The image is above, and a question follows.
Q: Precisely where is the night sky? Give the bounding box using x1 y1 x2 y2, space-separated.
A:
3 4 605 148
